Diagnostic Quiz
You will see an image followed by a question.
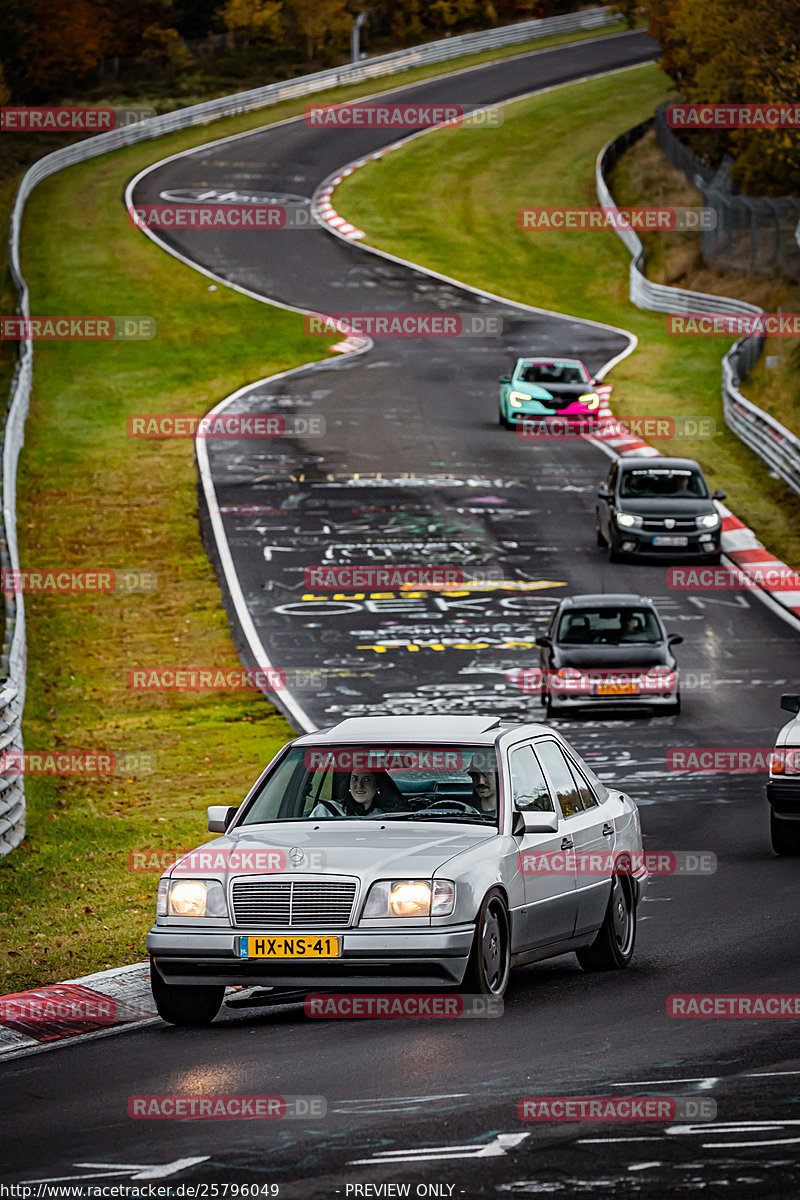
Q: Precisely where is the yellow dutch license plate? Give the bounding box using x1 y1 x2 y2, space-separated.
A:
237 935 340 959
597 684 638 695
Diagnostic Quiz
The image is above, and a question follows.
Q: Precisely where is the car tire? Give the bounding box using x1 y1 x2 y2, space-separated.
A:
595 520 607 547
461 890 511 999
665 694 681 716
606 539 621 563
576 874 636 971
770 811 800 856
499 407 511 429
150 959 225 1026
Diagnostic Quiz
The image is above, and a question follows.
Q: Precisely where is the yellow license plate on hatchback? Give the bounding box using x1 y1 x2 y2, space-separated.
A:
597 684 638 695
237 935 340 959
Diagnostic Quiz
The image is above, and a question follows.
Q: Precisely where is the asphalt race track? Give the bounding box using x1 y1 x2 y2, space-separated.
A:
3 29 800 1200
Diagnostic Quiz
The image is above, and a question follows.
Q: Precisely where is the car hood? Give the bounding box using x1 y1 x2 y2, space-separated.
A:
170 822 496 881
614 496 714 515
552 644 670 668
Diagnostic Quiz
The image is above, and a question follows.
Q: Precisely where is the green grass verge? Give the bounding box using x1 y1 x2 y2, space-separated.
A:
334 63 800 566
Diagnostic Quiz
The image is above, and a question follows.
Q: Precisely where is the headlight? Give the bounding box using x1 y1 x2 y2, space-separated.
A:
159 878 228 918
362 879 455 919
696 512 720 529
616 512 643 529
509 391 529 407
577 392 600 409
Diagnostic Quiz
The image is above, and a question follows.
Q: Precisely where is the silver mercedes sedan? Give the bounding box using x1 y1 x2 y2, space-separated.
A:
147 716 647 1024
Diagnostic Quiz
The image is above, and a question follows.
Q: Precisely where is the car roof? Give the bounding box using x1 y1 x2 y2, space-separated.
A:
292 716 553 747
556 593 655 609
618 456 703 472
516 357 584 366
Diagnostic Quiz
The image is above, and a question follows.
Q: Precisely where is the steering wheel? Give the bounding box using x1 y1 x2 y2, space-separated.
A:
419 799 478 813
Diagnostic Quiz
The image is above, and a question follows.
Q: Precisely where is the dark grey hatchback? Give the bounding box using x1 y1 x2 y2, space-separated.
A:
536 593 683 716
595 456 725 562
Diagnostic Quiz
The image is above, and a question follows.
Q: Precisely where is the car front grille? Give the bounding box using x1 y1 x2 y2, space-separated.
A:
231 878 358 928
640 517 699 533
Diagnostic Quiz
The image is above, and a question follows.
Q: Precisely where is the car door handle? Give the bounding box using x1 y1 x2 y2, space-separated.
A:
602 823 614 837
560 837 573 850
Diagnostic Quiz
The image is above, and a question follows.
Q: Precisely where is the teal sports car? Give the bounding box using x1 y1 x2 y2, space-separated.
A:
498 358 609 430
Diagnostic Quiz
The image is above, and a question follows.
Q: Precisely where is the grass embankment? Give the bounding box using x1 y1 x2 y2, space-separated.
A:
0 17 640 995
334 63 800 565
610 129 800 443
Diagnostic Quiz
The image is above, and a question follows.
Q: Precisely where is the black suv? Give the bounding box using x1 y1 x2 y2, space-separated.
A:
595 456 725 562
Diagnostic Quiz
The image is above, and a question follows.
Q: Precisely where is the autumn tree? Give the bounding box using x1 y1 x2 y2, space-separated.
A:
644 0 800 194
12 0 107 98
286 0 350 60
218 0 282 46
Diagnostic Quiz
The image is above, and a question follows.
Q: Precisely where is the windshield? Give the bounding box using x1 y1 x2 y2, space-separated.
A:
240 745 500 827
556 607 663 645
619 468 708 499
519 361 588 385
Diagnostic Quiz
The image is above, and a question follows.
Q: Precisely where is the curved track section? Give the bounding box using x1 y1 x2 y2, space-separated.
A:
3 31 798 1200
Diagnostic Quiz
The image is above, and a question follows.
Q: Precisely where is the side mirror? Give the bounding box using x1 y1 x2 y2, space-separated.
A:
207 805 237 833
780 694 800 715
597 488 611 500
499 376 511 384
713 489 727 501
667 633 684 646
523 810 559 834
535 635 552 648
511 809 526 837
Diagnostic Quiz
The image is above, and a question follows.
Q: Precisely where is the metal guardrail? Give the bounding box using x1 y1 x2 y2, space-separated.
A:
653 104 800 281
596 123 800 499
1 6 619 855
